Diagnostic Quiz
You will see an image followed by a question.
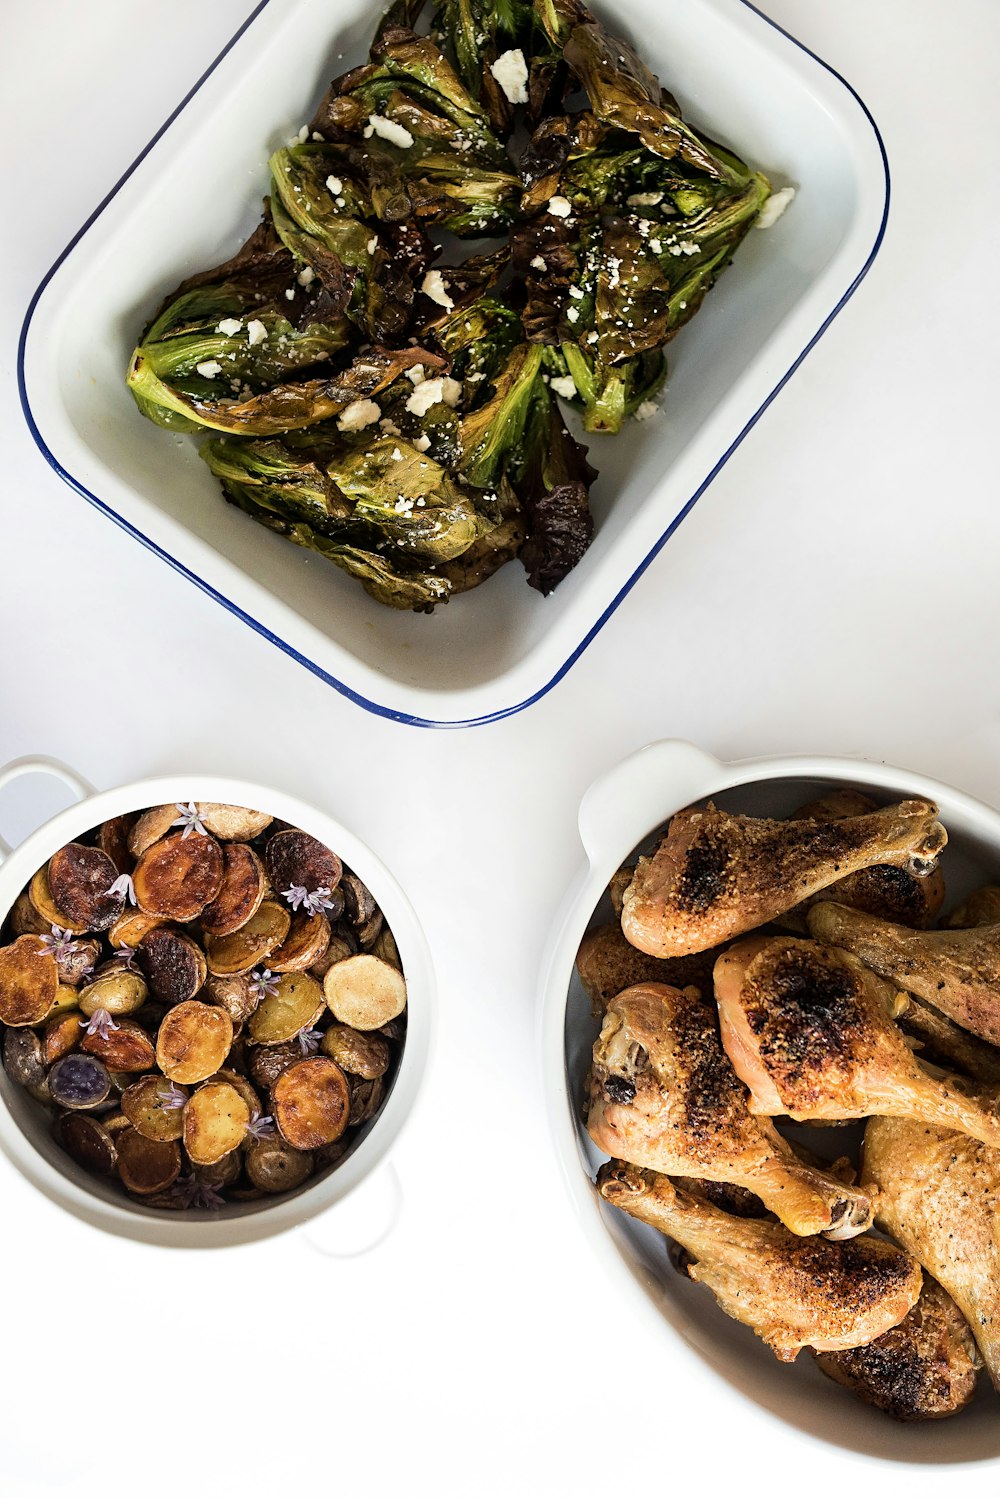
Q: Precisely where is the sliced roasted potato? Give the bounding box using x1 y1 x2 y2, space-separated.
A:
204 900 290 976
371 926 402 971
9 891 50 938
322 954 406 1031
197 804 273 841
48 1053 112 1110
341 870 378 930
321 1024 390 1080
272 1057 350 1149
155 1000 233 1084
247 972 324 1046
265 830 342 898
197 1151 243 1190
0 936 59 1025
268 911 331 973
138 927 206 1005
43 1011 85 1065
47 843 123 931
116 1128 182 1195
103 1111 132 1136
205 971 260 1025
310 934 357 979
96 814 136 875
183 1081 250 1165
28 867 87 934
54 936 101 989
245 1135 314 1192
211 1067 261 1120
121 1074 188 1141
248 1041 302 1092
81 1019 156 1072
3 1027 47 1089
55 1114 118 1177
128 805 179 857
132 831 224 920
78 969 148 1018
48 983 82 1017
109 908 166 949
348 1074 386 1126
201 843 267 937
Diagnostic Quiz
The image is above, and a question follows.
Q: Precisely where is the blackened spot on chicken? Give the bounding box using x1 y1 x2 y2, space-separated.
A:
744 944 867 1095
604 1074 636 1105
675 833 733 913
675 997 747 1148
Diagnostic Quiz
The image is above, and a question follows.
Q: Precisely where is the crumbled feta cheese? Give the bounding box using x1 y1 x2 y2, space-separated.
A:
679 300 687 310
529 255 546 271
586 331 599 344
404 376 462 417
196 361 222 378
287 124 309 146
379 418 402 436
394 494 416 515
367 237 379 255
549 376 577 399
606 256 622 289
297 266 315 287
489 48 528 105
246 320 268 346
325 175 343 195
568 285 584 299
635 400 659 421
755 186 796 229
337 398 381 432
284 288 296 301
626 191 663 208
547 195 572 218
441 376 462 406
391 447 403 461
648 238 662 254
216 318 243 337
678 240 699 255
421 270 454 311
413 434 432 452
335 197 346 208
367 114 414 148
311 131 324 141
566 306 579 323
406 364 426 385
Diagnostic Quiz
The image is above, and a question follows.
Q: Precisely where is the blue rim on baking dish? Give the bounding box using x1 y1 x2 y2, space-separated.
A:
17 0 889 731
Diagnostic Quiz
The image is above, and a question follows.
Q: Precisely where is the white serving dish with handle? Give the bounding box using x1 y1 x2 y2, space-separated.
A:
19 0 888 727
0 756 434 1250
540 738 1000 1465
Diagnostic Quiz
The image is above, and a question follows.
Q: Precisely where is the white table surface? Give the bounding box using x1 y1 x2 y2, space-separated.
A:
2 1 999 1492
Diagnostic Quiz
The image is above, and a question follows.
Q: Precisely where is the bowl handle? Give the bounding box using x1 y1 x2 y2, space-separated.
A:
577 739 725 868
0 757 94 865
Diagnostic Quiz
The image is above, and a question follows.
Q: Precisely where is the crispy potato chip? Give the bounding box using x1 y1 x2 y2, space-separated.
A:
265 830 342 900
245 1135 314 1192
156 1000 233 1084
197 804 273 841
96 815 136 875
43 1011 84 1065
3 1027 47 1089
205 972 260 1025
109 909 166 948
320 1024 390 1080
248 1041 302 1092
116 1128 182 1195
121 1075 188 1141
9 891 50 938
28 868 86 933
48 1053 112 1110
78 969 148 1018
138 927 206 1005
183 1081 250 1165
322 954 406 1031
273 1057 349 1149
133 831 224 920
247 972 324 1046
204 900 290 976
82 1019 156 1072
268 911 331 973
348 1074 386 1126
0 936 59 1025
200 844 267 937
55 1114 118 1177
128 806 179 857
47 843 123 931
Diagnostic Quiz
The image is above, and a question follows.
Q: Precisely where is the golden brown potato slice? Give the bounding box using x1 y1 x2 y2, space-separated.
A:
138 927 206 1005
55 1114 118 1176
96 814 136 875
47 844 123 931
205 972 260 1025
322 955 406 1031
197 804 273 841
204 900 290 976
321 1024 390 1080
0 936 59 1025
78 969 147 1018
248 1041 302 1092
247 972 324 1046
210 1067 262 1120
43 1010 84 1065
273 1057 349 1149
245 1135 315 1192
109 908 166 949
183 1081 250 1165
133 831 224 920
3 1028 47 1089
28 868 86 933
128 806 179 857
156 1000 233 1084
201 844 267 937
121 1075 188 1141
48 984 82 1017
9 891 50 938
268 911 331 973
116 1128 182 1195
265 830 342 898
81 1019 156 1072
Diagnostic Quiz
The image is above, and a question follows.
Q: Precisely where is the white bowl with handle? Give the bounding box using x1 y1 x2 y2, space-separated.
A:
540 738 1000 1464
0 757 434 1250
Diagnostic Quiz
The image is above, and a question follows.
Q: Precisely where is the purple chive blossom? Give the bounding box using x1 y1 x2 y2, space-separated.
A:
298 1027 323 1056
171 802 209 839
246 1112 276 1140
113 944 138 971
37 927 80 964
84 1008 120 1041
249 968 280 1001
107 873 137 906
282 884 310 912
302 886 336 917
173 1174 225 1210
156 1080 187 1110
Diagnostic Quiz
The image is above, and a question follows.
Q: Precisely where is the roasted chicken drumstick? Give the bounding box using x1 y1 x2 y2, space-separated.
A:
622 800 946 958
596 1161 922 1361
587 982 875 1238
714 937 1000 1147
575 923 717 1017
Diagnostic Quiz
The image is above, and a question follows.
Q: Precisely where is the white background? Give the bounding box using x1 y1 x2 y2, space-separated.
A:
2 1 999 1493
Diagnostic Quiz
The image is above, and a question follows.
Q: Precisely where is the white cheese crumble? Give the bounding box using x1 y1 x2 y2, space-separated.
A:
565 306 579 323
404 376 462 416
337 398 381 432
406 364 426 385
325 175 343 195
529 255 546 271
626 191 663 208
216 318 243 337
568 285 584 299
297 266 315 287
287 124 309 146
379 418 402 436
547 195 572 218
367 236 379 255
606 256 622 289
489 48 528 105
648 238 662 254
391 447 403 461
366 114 414 148
284 288 296 301
549 376 577 399
196 361 222 378
421 270 455 311
635 400 659 421
246 320 268 346
413 434 432 452
586 331 599 344
755 186 796 229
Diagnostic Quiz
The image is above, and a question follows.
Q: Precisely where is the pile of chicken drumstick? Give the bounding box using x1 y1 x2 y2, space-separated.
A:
578 789 1000 1422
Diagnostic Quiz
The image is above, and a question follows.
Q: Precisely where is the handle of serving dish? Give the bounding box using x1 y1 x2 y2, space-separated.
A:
0 757 94 865
577 740 724 868
300 1161 403 1259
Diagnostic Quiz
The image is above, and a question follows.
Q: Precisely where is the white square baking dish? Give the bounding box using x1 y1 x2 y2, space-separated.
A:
18 0 888 727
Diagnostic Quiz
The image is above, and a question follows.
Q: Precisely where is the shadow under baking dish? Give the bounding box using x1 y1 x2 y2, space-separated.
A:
18 0 888 728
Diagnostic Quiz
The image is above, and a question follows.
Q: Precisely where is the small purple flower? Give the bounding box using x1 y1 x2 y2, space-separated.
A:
297 1026 323 1056
113 944 138 971
282 883 310 912
84 1008 120 1042
302 886 336 917
37 927 79 964
249 967 280 1001
173 1174 225 1210
107 873 137 906
171 802 209 839
156 1080 187 1110
246 1112 276 1140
